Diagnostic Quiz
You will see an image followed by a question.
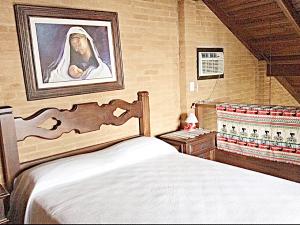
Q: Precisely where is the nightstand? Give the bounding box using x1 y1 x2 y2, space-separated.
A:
158 131 216 160
0 185 9 224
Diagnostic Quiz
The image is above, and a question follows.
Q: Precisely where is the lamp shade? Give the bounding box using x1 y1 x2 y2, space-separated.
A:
185 112 198 124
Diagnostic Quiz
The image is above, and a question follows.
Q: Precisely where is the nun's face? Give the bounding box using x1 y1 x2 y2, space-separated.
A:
70 34 89 55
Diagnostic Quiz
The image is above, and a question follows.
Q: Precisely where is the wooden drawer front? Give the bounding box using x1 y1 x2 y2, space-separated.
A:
197 151 211 159
189 139 215 156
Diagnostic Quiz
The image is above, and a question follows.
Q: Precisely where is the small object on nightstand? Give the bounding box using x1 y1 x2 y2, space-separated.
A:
158 130 216 160
161 128 211 139
0 185 9 224
184 112 198 131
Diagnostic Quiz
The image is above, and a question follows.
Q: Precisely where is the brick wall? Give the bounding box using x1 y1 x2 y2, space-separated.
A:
179 0 299 130
0 0 181 173
256 61 300 106
179 0 258 130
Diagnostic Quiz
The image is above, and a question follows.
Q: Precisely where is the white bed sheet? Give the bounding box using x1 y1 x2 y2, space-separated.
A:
9 137 300 224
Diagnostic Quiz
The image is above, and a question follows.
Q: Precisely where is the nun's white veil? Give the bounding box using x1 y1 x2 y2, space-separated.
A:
48 26 112 83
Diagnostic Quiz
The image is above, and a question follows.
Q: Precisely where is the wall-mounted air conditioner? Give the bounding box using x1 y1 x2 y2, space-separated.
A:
197 48 224 80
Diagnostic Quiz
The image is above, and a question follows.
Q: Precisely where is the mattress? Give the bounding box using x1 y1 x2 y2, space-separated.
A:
9 137 300 224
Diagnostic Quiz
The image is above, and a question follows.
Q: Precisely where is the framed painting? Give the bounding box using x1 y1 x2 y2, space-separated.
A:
14 4 124 100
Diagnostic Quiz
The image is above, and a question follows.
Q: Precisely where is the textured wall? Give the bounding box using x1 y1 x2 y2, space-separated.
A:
0 0 181 166
256 61 300 107
179 0 259 130
179 0 299 130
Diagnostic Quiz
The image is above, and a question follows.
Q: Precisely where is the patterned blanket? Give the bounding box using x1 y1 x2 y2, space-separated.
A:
216 103 300 165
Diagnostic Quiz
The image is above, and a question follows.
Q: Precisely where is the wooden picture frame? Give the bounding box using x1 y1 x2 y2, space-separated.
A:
14 4 124 100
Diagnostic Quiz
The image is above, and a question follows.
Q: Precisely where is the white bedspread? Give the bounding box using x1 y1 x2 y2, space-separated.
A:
9 137 300 224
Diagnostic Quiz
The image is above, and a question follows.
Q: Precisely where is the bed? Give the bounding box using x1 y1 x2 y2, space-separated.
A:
1 91 300 224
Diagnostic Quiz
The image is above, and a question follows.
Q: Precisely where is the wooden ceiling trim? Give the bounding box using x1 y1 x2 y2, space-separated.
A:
203 0 265 60
248 34 298 44
276 0 300 36
233 10 282 22
235 12 285 25
267 64 300 76
252 38 300 49
250 28 296 39
267 47 300 56
270 55 300 64
246 22 291 33
274 76 300 103
270 60 300 65
225 0 273 13
229 2 281 18
219 0 263 10
242 16 289 29
226 0 273 13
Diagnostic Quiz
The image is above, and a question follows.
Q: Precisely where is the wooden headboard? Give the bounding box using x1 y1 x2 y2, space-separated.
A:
0 91 150 191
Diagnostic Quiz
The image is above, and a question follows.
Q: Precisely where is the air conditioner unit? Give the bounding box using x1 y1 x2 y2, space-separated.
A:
197 48 224 80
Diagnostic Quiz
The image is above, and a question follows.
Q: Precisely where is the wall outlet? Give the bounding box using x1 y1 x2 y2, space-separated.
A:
189 81 195 92
189 81 198 92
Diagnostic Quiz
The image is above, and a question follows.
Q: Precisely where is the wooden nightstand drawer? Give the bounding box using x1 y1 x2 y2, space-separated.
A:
197 151 211 159
157 130 216 160
190 139 215 155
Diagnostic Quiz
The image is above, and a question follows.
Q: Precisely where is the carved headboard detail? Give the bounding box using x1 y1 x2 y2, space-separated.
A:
15 99 142 141
0 91 150 191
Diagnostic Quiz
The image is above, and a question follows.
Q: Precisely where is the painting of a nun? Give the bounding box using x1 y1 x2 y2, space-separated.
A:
30 17 118 89
15 5 123 100
47 26 112 83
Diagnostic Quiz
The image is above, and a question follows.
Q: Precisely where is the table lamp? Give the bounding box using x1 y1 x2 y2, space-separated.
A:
184 112 198 131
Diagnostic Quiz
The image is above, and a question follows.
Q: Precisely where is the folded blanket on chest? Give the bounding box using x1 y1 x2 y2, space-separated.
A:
216 103 300 165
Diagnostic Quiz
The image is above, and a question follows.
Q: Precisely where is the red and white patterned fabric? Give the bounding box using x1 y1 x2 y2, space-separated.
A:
216 103 300 165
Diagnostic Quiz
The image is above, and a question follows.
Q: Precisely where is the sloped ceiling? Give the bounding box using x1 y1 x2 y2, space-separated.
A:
203 0 300 103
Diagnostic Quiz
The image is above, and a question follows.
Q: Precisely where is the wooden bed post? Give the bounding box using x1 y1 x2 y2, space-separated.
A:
0 107 20 191
138 91 151 137
195 102 220 128
195 104 205 128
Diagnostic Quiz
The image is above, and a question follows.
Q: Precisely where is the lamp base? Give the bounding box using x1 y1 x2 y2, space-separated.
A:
183 123 196 131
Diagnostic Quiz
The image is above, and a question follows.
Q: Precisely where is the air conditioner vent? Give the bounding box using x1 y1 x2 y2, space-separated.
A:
197 48 224 80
